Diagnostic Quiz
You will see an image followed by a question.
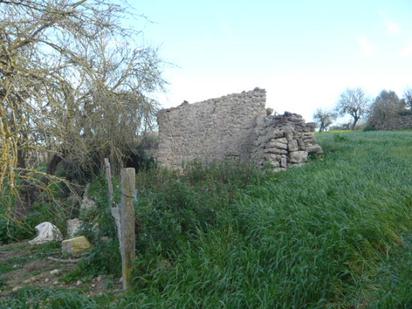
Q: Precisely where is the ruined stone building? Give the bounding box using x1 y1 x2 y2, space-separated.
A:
156 88 322 170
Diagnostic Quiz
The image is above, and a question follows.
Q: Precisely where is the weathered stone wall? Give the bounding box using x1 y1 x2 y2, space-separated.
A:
157 88 266 168
156 89 322 170
251 112 322 171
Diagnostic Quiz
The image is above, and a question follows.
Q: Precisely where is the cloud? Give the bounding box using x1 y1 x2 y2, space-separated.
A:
357 37 375 57
400 43 412 57
384 20 400 35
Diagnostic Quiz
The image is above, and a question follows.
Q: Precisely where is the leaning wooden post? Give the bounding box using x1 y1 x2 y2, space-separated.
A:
104 158 121 242
104 158 114 208
119 168 136 290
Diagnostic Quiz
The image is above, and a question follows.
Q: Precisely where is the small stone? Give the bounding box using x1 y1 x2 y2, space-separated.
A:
288 140 298 151
297 138 306 150
50 269 60 276
62 236 91 256
305 122 317 131
80 196 97 214
76 280 82 286
307 144 323 154
45 278 50 283
28 222 63 245
265 141 287 150
12 286 21 292
280 156 288 168
285 131 294 141
264 153 281 161
275 138 288 144
67 218 83 238
267 160 280 168
53 280 58 285
23 277 34 284
289 151 308 164
265 128 284 139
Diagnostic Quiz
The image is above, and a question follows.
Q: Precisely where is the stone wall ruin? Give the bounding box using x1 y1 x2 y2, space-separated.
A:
156 88 322 170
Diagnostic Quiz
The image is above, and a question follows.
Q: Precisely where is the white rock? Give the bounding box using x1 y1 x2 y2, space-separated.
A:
28 222 63 245
67 218 83 238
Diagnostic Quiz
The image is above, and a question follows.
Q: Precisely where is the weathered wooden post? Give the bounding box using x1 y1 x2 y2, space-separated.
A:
104 158 114 208
104 159 136 290
104 158 121 242
119 167 136 290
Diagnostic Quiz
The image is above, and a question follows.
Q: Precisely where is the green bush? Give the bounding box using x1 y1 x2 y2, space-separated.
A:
134 161 268 258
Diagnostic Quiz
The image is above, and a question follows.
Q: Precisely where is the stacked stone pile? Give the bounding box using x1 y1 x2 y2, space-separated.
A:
252 112 322 170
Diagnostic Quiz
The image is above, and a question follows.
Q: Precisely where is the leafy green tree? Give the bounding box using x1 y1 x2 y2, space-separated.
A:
367 90 405 130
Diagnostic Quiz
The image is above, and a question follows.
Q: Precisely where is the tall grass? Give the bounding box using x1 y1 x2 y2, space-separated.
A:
2 131 412 308
124 131 412 308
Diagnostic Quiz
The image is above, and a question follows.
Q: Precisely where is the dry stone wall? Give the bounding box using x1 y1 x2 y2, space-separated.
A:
251 112 322 170
156 89 322 170
157 88 266 168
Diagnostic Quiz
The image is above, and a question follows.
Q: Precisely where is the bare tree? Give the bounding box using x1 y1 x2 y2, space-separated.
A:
0 0 164 209
336 88 369 130
313 109 336 132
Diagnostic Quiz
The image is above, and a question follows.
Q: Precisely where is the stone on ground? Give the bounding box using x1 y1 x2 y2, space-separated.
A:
62 236 91 256
80 196 97 213
28 222 63 245
67 218 83 238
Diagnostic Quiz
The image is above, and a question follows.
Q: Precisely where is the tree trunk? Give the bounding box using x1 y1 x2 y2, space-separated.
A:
351 117 359 130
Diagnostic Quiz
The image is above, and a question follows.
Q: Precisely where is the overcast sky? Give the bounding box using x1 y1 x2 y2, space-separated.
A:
133 0 412 121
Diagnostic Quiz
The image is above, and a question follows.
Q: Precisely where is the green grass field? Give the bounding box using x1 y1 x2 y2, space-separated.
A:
2 130 412 308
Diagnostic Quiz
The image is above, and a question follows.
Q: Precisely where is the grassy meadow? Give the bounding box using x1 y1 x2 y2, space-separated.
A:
1 130 412 308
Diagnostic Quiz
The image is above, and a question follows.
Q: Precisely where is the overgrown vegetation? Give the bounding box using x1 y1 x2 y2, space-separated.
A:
1 131 412 308
0 0 163 217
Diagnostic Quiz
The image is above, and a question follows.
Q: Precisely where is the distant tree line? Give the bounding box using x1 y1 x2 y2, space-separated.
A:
314 88 412 132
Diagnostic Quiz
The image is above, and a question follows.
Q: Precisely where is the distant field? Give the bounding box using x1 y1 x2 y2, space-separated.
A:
2 131 412 308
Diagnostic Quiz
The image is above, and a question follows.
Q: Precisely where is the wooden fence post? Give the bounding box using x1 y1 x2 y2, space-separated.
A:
119 167 136 290
104 158 121 243
104 158 114 208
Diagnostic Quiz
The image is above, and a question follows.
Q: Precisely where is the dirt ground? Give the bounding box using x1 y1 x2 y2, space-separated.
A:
0 241 118 299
